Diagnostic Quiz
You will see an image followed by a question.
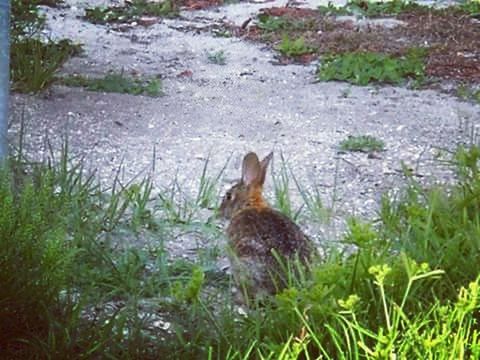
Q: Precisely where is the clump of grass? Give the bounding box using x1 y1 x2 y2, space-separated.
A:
458 0 480 15
207 50 227 65
59 73 163 96
276 35 316 58
84 0 177 24
318 49 426 86
379 145 480 298
339 135 385 153
257 14 316 33
318 1 352 16
11 39 82 93
10 1 82 93
346 0 427 17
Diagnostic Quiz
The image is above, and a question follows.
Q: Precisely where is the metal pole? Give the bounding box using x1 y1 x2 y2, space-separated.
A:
0 0 10 160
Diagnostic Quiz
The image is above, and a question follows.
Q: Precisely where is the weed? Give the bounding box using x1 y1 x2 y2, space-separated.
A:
318 0 427 17
11 39 82 93
207 50 227 65
10 1 83 93
212 29 232 38
458 0 480 15
257 14 315 33
59 73 163 97
347 0 426 17
318 1 352 16
318 49 426 86
339 135 385 153
456 84 480 104
271 153 301 221
276 35 316 58
84 0 177 25
10 0 46 38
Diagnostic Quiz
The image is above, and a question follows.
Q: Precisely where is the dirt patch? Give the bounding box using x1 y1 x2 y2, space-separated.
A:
238 6 480 82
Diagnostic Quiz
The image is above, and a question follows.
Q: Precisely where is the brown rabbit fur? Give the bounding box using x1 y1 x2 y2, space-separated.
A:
219 152 314 305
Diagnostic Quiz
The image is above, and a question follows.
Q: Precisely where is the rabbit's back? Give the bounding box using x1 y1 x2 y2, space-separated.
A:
227 208 312 262
227 207 313 300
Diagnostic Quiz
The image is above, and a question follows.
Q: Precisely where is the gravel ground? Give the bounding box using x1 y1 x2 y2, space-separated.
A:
9 0 480 252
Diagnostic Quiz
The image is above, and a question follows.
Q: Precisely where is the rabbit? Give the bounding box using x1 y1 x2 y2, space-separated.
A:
219 151 315 305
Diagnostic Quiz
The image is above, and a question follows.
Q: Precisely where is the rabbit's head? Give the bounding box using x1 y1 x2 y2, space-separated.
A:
219 152 273 219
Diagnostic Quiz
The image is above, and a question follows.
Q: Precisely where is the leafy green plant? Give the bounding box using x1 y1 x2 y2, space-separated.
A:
339 135 385 153
276 35 316 58
318 1 353 16
257 14 315 33
318 49 426 86
458 0 480 15
318 0 427 17
84 0 177 24
59 73 163 96
379 145 480 299
207 50 227 65
347 0 426 17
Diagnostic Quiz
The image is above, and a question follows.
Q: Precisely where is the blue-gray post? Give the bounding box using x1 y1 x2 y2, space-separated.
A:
0 1 10 160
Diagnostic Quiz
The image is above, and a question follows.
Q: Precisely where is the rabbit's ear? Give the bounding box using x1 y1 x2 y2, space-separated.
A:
257 152 273 186
242 152 261 186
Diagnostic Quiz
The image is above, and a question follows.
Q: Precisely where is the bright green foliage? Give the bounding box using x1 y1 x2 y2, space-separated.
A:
276 35 316 58
318 0 427 17
4 142 480 358
380 146 480 298
84 0 178 24
340 135 385 152
458 0 480 15
60 73 163 97
318 49 426 85
346 0 426 17
257 14 316 32
0 160 86 354
319 0 479 17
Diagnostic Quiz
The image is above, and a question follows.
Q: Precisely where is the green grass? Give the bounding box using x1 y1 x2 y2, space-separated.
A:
276 35 316 58
10 1 82 93
318 0 480 17
59 73 163 96
4 130 480 358
318 49 426 86
339 135 385 153
11 39 82 93
257 14 316 33
84 0 177 24
318 0 427 17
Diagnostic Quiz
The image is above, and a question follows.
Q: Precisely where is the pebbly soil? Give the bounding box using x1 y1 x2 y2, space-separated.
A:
8 0 480 256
